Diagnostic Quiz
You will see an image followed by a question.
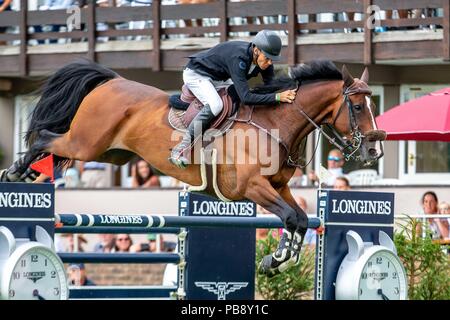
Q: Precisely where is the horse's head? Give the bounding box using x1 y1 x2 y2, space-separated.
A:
329 65 386 166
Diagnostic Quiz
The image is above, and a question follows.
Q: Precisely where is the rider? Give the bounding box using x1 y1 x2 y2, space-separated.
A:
169 30 297 168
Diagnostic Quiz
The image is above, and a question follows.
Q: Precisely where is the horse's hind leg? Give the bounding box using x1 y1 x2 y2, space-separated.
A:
244 177 308 277
0 129 62 182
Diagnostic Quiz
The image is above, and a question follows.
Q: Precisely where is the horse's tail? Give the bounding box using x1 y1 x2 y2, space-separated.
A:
25 59 118 148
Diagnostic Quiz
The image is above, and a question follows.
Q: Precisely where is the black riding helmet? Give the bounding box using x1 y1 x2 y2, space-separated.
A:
252 30 282 61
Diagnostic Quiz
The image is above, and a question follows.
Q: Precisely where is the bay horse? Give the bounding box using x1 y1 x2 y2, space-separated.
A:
0 59 386 276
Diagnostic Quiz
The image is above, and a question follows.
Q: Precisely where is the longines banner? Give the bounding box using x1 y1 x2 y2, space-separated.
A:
0 182 54 240
180 192 256 300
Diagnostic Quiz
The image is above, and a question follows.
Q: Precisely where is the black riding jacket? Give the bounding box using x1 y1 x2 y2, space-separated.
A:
186 41 277 105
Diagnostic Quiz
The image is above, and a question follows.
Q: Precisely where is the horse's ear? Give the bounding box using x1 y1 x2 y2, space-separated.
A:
341 65 354 88
360 67 369 84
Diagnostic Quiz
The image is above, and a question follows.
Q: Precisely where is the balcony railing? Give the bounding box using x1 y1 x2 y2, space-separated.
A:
0 0 448 76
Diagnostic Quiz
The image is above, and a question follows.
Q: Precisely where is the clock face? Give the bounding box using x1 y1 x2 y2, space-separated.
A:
1 244 68 300
358 250 407 300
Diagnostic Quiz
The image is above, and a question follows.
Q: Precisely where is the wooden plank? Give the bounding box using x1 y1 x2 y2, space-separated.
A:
28 9 88 25
381 17 442 28
28 53 87 73
297 43 364 63
19 0 28 76
97 51 153 69
296 0 363 14
160 2 220 20
87 3 96 61
229 23 285 32
0 56 20 74
373 40 442 60
287 0 296 65
0 34 21 41
98 29 151 37
219 0 228 42
227 0 287 17
0 11 20 27
162 26 220 35
300 20 364 30
95 7 151 23
364 0 373 65
152 0 161 71
373 0 442 10
28 31 86 40
443 0 450 61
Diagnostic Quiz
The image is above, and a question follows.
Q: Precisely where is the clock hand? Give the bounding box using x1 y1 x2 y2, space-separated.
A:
377 289 389 301
33 289 46 300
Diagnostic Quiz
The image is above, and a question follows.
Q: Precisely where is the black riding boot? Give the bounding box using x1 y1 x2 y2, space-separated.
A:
259 229 305 277
169 104 216 169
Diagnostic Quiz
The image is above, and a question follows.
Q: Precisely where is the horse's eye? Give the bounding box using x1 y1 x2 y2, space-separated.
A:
354 104 362 111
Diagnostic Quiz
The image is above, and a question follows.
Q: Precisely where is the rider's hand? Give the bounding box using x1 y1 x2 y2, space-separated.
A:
278 89 297 104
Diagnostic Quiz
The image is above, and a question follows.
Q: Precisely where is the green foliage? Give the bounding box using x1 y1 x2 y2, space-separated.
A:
394 217 450 300
255 230 315 300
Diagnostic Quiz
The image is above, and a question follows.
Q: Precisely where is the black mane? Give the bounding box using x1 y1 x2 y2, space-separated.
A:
252 60 342 94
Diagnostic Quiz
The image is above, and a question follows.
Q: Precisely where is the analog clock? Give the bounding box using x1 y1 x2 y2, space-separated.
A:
335 230 408 300
0 226 68 300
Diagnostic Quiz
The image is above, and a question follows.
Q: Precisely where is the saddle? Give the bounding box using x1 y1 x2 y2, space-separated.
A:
168 85 240 133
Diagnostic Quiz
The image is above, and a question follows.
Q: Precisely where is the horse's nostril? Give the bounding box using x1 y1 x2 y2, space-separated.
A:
368 148 378 157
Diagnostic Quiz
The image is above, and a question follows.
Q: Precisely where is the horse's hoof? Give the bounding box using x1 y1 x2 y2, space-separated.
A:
258 255 280 278
258 253 300 277
20 168 39 183
0 169 8 182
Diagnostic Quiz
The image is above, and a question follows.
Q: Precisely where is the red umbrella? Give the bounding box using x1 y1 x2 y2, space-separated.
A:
376 87 450 141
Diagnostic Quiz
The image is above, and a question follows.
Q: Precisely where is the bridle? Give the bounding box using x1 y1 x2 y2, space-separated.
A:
288 83 373 167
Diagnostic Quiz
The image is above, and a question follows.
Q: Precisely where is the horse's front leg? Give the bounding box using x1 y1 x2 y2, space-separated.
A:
244 176 308 277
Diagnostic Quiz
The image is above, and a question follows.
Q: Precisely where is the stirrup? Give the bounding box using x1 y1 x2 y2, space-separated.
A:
168 154 189 169
258 230 303 277
169 143 191 169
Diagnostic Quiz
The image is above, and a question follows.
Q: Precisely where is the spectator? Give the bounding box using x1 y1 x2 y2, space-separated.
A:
63 166 82 188
93 234 116 252
36 0 74 44
114 233 133 252
78 161 110 188
334 176 351 191
67 263 96 286
130 233 161 252
308 149 345 187
131 159 160 187
288 168 307 187
59 234 87 252
0 0 12 45
163 240 177 252
417 191 449 240
437 201 450 240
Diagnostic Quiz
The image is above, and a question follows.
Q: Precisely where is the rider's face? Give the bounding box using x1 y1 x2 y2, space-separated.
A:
255 49 273 70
